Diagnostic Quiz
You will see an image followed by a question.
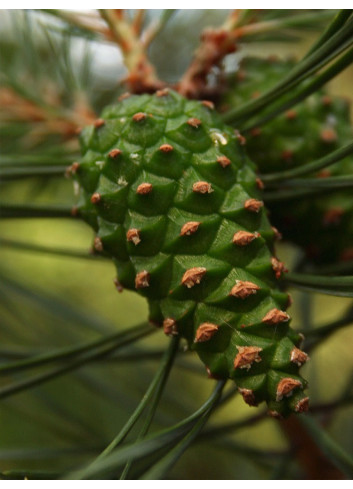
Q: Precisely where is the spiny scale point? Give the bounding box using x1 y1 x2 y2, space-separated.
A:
187 117 202 128
94 118 105 128
192 181 213 194
90 192 101 204
163 318 178 336
233 346 262 370
135 271 150 289
75 89 308 416
232 230 259 246
127 228 141 245
194 323 219 343
217 156 231 168
132 112 147 122
180 221 201 236
244 198 263 213
109 148 122 158
262 308 290 325
182 267 207 288
276 378 302 402
159 143 174 153
136 183 153 195
230 280 260 299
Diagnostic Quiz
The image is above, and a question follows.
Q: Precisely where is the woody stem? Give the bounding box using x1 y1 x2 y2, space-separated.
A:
99 9 164 93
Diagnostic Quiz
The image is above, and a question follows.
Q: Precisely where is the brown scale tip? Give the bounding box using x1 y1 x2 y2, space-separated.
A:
271 257 288 279
156 88 170 97
230 280 260 300
91 192 101 204
217 155 231 168
271 226 282 241
194 323 219 343
295 397 310 413
192 181 213 194
180 221 200 236
126 228 141 245
233 346 262 370
118 92 131 101
285 109 297 120
206 366 222 380
276 378 302 402
234 129 246 145
244 198 263 213
187 117 202 128
322 95 332 106
94 118 105 128
317 169 331 178
201 100 215 110
135 270 150 289
93 236 103 252
159 143 174 153
322 207 344 226
108 149 122 159
71 206 79 217
262 308 290 325
268 410 283 420
132 112 147 122
65 162 80 178
250 127 262 137
113 278 124 293
340 248 353 262
281 149 293 162
320 127 337 143
163 318 178 336
236 69 246 81
256 177 264 189
233 230 259 246
238 387 258 407
136 183 153 195
181 267 207 288
286 294 293 308
290 347 309 366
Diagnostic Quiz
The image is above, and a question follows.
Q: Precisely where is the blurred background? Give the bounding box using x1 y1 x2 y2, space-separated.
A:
0 9 352 479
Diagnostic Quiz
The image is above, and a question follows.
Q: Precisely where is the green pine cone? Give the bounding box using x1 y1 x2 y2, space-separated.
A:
222 57 353 263
70 88 309 417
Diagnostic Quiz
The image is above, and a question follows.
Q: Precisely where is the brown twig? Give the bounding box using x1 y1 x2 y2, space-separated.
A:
177 10 291 98
132 9 146 35
99 9 164 93
177 26 238 98
280 416 345 479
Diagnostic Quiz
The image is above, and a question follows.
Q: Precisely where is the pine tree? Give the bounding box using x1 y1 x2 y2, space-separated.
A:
1 9 353 480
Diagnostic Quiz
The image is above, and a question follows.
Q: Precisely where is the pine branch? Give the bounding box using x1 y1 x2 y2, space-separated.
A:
0 323 154 401
99 9 164 93
0 203 75 219
223 12 353 124
66 381 226 479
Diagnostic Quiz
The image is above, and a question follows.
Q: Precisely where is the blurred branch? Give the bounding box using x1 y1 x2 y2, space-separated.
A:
99 9 164 93
223 12 353 124
0 238 102 261
0 323 154 401
178 9 339 98
285 272 353 297
261 141 353 183
143 10 177 48
67 380 226 479
299 416 353 478
0 203 75 219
